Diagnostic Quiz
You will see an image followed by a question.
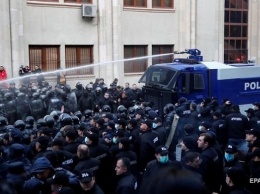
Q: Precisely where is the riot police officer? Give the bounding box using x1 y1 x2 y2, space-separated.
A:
30 92 46 120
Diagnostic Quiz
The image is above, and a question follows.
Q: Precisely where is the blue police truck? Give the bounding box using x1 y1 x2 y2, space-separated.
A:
139 49 260 116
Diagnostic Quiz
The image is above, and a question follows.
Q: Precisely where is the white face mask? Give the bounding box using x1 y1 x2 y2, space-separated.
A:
115 124 119 130
84 137 89 144
198 126 203 131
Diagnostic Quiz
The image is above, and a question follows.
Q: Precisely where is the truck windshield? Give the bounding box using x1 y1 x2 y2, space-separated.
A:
139 66 178 88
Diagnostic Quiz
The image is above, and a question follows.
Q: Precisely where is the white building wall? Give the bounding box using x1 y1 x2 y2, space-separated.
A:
0 0 11 76
0 0 259 87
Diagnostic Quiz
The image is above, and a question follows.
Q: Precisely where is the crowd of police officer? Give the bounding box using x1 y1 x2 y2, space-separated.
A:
0 77 260 194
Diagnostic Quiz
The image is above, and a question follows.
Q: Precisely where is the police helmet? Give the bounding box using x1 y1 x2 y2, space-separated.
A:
50 111 59 120
74 111 82 120
102 84 108 91
47 90 55 98
14 120 26 130
32 92 40 99
86 83 93 91
59 113 72 126
178 97 188 105
84 109 93 118
117 105 127 114
0 116 8 126
145 107 152 115
116 105 124 112
44 115 55 127
102 105 111 113
41 87 48 94
63 84 71 93
4 125 14 132
4 92 13 100
163 103 175 114
71 115 80 125
9 82 15 86
128 107 136 118
147 110 158 120
76 82 83 90
36 118 47 129
42 81 49 88
17 92 25 98
25 116 35 126
95 87 102 92
31 86 38 93
134 105 142 112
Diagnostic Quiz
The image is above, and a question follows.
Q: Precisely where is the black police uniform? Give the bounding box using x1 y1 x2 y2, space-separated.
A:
73 156 100 176
115 172 137 194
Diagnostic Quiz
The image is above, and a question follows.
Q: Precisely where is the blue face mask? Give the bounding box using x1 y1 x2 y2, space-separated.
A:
112 137 117 144
198 126 203 131
225 152 235 162
159 155 169 163
152 123 158 129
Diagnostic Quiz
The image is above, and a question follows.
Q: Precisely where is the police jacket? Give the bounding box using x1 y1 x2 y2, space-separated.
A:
78 95 94 113
224 157 244 169
163 111 174 133
7 173 29 194
183 164 203 181
200 146 222 193
115 172 137 194
88 143 109 159
73 156 100 175
118 97 132 109
153 125 167 145
0 157 8 181
63 141 81 154
8 156 32 173
98 98 114 111
142 159 177 184
135 129 160 171
212 118 227 146
225 112 250 139
228 186 251 194
247 161 260 194
128 128 140 145
23 176 52 194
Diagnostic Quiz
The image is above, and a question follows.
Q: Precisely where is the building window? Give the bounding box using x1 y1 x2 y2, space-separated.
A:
224 0 248 64
152 0 174 8
29 45 60 73
65 46 93 75
64 0 92 3
124 0 147 7
124 45 147 73
152 45 174 65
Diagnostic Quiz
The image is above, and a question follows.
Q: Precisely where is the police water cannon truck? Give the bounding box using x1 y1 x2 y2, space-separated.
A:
139 49 260 116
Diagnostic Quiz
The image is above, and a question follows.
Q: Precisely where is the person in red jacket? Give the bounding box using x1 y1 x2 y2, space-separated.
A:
0 66 7 89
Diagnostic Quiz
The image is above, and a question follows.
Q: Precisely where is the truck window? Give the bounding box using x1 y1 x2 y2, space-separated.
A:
177 73 204 93
179 73 190 93
193 73 204 89
139 66 177 87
